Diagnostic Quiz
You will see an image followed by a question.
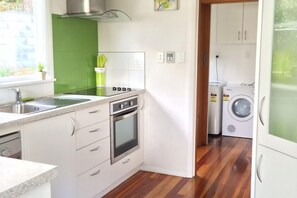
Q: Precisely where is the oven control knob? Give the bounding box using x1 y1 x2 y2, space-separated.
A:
130 101 134 106
119 104 124 109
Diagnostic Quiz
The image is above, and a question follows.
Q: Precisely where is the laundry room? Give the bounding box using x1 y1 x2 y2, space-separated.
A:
207 2 258 139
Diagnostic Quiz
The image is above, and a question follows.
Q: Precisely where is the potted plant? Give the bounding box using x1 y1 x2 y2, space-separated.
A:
37 63 47 80
95 54 107 87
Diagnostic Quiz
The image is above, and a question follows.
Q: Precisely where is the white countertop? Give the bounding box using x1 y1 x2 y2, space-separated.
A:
0 157 58 198
0 89 145 133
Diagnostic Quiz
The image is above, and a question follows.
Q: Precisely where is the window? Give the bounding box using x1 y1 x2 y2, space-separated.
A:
0 0 52 84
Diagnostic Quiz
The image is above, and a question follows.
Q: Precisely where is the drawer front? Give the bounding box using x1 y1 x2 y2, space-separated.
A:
76 137 110 175
76 120 110 149
77 160 111 198
111 149 143 182
76 103 109 128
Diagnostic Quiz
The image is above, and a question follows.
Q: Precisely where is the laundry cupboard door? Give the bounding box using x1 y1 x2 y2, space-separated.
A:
217 2 258 44
255 0 297 196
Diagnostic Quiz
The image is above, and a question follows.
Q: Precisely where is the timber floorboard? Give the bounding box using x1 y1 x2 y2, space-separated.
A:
103 136 252 198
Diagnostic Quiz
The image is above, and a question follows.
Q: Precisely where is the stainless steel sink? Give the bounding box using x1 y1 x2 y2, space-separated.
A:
0 103 57 114
0 96 90 114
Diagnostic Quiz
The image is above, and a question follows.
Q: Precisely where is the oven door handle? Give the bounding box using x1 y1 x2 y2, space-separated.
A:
113 110 138 121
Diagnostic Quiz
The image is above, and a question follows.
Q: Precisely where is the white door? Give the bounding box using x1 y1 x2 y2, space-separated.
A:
257 0 297 159
256 0 297 196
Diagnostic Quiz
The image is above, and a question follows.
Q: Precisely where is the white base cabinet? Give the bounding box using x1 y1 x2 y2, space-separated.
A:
21 94 145 198
77 160 112 198
22 112 76 198
256 145 297 198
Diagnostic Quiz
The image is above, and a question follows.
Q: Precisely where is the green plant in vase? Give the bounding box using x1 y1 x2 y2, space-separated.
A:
37 63 47 80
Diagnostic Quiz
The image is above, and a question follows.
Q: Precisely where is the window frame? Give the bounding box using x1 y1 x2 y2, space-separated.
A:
0 0 54 86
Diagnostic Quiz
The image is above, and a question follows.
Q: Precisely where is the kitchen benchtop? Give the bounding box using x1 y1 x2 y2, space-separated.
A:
0 156 57 198
0 89 145 133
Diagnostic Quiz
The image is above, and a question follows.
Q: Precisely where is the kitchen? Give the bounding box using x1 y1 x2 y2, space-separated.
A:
0 0 297 197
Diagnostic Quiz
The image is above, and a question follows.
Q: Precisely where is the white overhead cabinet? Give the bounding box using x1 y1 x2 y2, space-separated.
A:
217 2 258 44
255 0 297 197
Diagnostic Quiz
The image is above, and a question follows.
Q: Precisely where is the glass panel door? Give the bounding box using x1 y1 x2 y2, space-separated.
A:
269 0 297 143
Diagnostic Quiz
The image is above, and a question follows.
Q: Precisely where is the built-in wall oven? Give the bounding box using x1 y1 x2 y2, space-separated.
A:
110 96 139 164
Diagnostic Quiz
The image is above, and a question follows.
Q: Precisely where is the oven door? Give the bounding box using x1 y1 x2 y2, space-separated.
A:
111 108 139 164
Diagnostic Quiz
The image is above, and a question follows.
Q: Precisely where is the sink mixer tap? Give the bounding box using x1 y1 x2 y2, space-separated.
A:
13 88 22 104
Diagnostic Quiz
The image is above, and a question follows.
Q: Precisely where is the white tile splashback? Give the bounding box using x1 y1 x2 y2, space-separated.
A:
99 52 145 89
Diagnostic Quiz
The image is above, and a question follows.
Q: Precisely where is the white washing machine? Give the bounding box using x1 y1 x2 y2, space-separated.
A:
222 85 254 138
208 82 224 135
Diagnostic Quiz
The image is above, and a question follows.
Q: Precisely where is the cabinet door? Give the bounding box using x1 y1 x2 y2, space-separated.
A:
217 3 243 44
257 0 297 159
22 112 76 198
242 2 258 44
256 145 297 198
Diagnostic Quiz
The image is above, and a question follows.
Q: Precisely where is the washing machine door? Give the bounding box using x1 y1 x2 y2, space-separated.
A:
228 95 253 121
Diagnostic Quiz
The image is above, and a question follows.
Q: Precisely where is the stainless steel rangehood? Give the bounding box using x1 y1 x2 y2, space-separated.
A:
62 0 131 22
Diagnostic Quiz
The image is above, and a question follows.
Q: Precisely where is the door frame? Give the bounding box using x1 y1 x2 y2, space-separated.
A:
195 0 258 171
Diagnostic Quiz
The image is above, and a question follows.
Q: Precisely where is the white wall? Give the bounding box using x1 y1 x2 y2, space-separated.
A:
99 0 197 177
209 5 256 84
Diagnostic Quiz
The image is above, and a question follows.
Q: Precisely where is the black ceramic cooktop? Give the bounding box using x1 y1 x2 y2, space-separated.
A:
66 87 135 97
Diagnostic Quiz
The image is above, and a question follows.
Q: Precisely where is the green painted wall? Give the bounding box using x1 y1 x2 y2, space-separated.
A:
52 14 98 94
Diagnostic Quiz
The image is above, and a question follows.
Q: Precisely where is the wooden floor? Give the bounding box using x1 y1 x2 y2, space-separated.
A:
103 136 252 198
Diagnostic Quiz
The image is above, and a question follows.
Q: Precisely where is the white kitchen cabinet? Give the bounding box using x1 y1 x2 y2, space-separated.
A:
75 103 109 128
75 103 111 198
217 2 258 44
256 145 297 198
255 0 297 196
110 148 143 186
22 112 76 198
76 137 110 175
76 160 112 198
76 119 109 150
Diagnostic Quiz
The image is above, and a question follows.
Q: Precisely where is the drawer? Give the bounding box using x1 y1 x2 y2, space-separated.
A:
76 160 111 198
76 103 109 128
76 119 110 149
111 149 143 183
76 137 110 175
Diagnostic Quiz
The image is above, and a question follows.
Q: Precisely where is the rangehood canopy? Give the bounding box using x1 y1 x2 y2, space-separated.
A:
62 0 132 22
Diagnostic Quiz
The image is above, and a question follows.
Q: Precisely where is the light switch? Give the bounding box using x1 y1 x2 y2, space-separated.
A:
157 52 164 63
166 51 175 63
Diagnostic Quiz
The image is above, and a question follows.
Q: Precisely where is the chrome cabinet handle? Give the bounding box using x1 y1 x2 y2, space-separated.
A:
259 96 265 126
90 169 100 176
238 31 241 40
89 146 100 152
244 30 247 40
122 158 130 164
89 110 100 114
89 128 100 133
70 117 77 136
256 154 263 183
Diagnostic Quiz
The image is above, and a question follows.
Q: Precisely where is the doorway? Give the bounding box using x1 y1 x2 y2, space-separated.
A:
195 0 258 171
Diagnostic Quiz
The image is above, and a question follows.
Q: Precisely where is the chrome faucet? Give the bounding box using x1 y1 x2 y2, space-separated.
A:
13 88 22 104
